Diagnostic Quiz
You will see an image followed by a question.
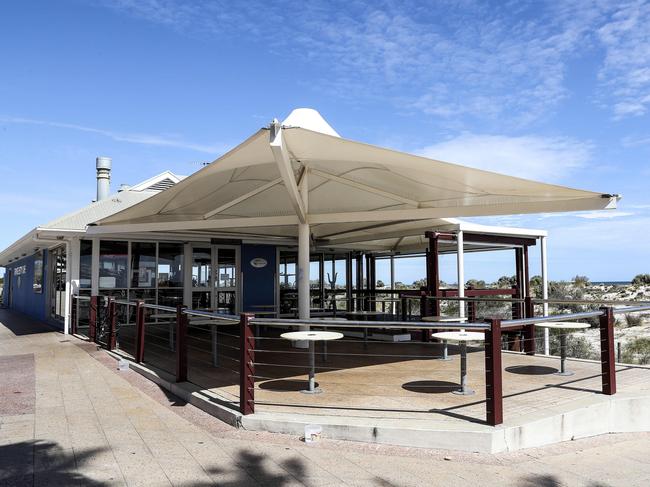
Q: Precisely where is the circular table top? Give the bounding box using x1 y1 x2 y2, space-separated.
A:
345 311 388 316
281 331 344 341
421 316 468 322
534 321 590 330
432 331 485 342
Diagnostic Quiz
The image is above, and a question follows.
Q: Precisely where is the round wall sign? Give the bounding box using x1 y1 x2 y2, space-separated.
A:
250 258 268 269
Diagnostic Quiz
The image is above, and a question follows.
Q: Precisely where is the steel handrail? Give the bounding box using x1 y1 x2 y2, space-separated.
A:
426 296 525 303
249 317 489 331
142 303 177 312
533 298 650 306
182 309 240 322
502 310 604 328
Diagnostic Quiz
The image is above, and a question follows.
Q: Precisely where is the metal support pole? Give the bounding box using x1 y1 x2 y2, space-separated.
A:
175 305 188 382
89 295 98 343
523 296 536 355
239 313 255 415
540 236 550 354
456 231 465 319
600 306 616 395
308 341 316 392
135 300 145 363
452 342 473 395
556 333 570 375
485 318 503 426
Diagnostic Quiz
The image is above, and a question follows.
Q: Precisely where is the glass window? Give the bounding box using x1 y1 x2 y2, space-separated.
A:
279 253 296 289
33 251 43 293
99 240 128 289
217 248 236 288
79 240 92 289
310 260 321 289
192 247 211 287
158 288 183 307
130 242 157 288
158 242 183 288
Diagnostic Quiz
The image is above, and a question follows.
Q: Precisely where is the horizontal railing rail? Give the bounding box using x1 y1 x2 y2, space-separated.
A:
250 317 489 330
182 309 240 322
72 292 633 429
533 298 650 307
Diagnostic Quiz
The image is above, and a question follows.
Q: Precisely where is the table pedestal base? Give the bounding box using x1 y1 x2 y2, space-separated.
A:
452 388 475 396
554 370 574 377
300 387 323 395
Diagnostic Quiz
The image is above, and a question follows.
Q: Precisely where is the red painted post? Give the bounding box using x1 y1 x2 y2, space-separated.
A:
108 298 117 351
523 296 536 356
599 307 616 395
485 318 504 426
176 305 188 383
420 288 432 342
134 301 145 363
239 313 255 415
89 295 98 342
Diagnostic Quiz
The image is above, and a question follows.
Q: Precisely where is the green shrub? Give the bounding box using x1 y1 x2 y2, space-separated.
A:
624 313 644 327
631 274 650 286
548 331 597 360
621 338 650 365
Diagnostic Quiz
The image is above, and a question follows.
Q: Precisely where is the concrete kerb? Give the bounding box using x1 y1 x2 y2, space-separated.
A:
98 350 650 454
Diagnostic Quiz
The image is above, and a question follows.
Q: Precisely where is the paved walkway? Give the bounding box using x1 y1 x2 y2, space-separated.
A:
1 309 649 486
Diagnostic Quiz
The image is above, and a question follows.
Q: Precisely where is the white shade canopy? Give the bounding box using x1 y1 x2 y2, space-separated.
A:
90 108 618 247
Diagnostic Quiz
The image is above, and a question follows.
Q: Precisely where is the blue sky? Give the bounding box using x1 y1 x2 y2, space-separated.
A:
1 0 649 283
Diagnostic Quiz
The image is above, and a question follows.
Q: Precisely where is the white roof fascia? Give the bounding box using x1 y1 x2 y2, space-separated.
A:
456 221 547 237
0 228 38 266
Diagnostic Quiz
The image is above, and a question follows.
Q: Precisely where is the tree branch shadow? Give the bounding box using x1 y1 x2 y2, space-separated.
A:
0 440 112 486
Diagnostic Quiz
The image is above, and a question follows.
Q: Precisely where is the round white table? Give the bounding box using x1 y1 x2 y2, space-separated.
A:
535 322 590 376
281 331 344 394
431 331 485 395
422 316 468 359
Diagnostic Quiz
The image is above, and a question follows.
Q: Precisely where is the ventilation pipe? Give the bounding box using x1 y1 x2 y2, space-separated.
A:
96 157 112 201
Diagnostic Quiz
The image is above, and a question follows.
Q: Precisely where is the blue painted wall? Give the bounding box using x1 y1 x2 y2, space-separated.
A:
1 271 7 307
241 244 277 312
5 252 49 321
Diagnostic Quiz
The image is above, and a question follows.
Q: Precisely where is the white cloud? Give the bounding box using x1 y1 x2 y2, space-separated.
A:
101 1 650 123
576 211 634 219
0 116 226 154
597 1 650 119
416 133 591 181
99 1 607 127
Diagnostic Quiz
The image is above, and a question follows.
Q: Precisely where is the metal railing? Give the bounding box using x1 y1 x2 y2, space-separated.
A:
70 293 650 428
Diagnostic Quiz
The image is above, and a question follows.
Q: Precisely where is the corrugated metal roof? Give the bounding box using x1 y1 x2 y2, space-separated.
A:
42 191 156 230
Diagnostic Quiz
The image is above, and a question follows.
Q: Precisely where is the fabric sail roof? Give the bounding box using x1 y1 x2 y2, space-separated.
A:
90 109 618 248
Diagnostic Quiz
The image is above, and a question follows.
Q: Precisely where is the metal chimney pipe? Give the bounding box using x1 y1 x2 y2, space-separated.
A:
96 156 112 201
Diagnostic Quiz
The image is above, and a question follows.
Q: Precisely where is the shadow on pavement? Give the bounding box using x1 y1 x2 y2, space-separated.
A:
0 440 110 486
0 309 60 336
